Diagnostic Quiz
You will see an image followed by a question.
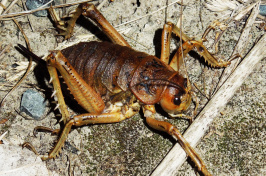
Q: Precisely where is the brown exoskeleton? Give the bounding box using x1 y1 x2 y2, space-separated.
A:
20 3 230 176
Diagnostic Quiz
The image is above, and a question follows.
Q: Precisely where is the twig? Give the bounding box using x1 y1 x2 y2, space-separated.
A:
152 33 266 176
21 0 34 32
0 0 93 20
1 0 19 15
0 0 8 14
0 83 38 90
233 2 258 21
0 2 32 108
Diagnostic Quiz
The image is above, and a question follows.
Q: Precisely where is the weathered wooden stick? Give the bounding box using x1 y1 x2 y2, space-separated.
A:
152 33 266 175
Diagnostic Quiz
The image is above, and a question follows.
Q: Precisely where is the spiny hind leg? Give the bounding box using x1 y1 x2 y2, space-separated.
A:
27 101 140 160
41 108 139 160
23 112 129 160
47 66 70 124
22 66 71 157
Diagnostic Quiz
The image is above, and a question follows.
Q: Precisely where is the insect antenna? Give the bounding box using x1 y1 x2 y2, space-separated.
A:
141 79 186 94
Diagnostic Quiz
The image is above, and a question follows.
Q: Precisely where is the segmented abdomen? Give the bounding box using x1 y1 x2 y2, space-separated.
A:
61 41 148 96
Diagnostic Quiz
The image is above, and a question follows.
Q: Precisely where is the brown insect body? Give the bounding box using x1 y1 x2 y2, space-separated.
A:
56 41 188 110
21 3 232 176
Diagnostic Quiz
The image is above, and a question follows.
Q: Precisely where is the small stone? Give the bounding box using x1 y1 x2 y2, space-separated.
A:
20 89 46 120
259 5 266 16
26 0 53 17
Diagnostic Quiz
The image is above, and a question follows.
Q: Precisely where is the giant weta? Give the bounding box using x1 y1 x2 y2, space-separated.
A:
20 3 231 176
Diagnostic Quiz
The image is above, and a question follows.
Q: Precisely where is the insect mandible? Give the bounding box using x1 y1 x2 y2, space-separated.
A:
20 3 231 176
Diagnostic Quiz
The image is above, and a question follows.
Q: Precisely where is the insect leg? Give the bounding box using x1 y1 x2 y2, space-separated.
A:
42 112 129 160
47 66 70 124
48 5 82 40
33 126 60 137
146 116 211 175
160 22 191 69
81 3 130 47
143 105 211 176
49 3 130 47
160 22 172 64
170 23 230 68
161 22 230 70
47 51 105 114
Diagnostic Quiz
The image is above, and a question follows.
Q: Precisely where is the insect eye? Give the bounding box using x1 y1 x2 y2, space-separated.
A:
173 96 181 105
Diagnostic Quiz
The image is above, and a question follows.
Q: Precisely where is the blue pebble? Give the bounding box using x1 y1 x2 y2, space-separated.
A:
20 89 46 120
26 0 52 17
259 5 266 16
